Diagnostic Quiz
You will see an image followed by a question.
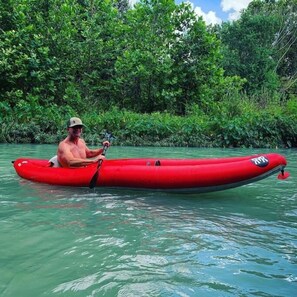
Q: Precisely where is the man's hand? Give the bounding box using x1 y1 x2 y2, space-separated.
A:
95 154 106 163
102 141 110 147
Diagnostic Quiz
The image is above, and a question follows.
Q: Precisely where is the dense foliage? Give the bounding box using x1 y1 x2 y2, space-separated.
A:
218 0 297 95
0 0 296 148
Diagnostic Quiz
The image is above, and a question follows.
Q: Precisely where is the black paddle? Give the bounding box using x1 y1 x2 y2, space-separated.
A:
89 132 114 189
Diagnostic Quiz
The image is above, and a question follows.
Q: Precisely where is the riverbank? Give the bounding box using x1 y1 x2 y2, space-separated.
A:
1 104 296 148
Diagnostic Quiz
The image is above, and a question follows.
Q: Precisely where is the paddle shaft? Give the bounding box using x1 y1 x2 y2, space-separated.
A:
89 143 109 189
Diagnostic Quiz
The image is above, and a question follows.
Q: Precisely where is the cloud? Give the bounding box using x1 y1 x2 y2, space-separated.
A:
128 0 138 6
188 0 253 24
184 2 222 25
128 0 222 25
221 0 253 21
193 6 222 25
128 0 252 24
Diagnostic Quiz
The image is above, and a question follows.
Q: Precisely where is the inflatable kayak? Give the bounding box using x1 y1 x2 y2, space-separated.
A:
13 153 289 193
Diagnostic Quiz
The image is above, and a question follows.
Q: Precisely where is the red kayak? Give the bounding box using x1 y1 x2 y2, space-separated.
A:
13 153 289 193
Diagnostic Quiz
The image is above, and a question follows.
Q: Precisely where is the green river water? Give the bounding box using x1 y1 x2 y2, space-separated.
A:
0 144 296 297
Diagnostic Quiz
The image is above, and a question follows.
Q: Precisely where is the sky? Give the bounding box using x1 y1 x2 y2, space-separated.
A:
129 0 253 25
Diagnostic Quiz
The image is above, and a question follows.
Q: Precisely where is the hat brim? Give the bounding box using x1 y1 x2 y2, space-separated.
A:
68 124 85 128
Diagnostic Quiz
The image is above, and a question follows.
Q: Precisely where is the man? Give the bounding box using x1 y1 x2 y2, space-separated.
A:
56 117 110 168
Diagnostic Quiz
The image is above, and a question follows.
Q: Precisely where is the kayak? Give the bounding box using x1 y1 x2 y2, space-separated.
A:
13 153 289 193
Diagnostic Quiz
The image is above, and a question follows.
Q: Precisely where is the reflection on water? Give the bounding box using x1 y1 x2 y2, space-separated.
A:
0 145 296 297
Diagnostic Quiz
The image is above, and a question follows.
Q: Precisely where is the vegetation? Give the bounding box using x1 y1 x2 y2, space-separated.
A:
0 0 296 148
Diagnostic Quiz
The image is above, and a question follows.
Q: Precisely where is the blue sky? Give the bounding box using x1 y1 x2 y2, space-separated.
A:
129 0 253 25
177 0 230 23
177 0 253 24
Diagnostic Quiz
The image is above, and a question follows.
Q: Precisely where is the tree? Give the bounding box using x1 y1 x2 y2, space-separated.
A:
220 2 280 93
0 0 62 116
114 0 230 114
113 0 130 16
219 0 297 96
0 0 242 118
272 0 297 95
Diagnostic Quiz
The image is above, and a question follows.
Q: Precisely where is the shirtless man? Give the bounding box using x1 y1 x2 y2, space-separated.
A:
57 117 110 168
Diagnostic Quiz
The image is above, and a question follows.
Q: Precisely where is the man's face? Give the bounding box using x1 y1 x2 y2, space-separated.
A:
68 125 83 137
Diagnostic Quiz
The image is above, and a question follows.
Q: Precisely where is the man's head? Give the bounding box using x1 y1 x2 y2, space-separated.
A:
67 117 85 129
67 117 85 139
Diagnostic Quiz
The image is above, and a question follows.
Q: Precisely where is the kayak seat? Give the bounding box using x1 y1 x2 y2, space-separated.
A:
48 155 62 167
155 160 161 166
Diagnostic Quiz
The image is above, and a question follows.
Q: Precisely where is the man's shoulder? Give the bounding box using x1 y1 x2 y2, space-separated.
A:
79 138 86 145
58 138 68 146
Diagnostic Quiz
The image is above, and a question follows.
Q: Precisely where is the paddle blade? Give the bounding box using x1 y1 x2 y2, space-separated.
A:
277 171 290 180
89 159 104 189
89 171 99 189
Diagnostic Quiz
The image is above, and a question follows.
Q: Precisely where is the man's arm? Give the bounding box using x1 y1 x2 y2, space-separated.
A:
85 141 110 158
85 147 105 158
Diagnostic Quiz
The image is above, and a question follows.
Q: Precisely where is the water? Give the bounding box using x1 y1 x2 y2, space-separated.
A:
0 144 296 297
